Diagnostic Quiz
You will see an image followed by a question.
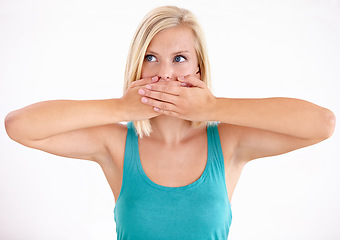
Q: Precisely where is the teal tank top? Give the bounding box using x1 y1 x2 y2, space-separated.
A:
114 122 232 239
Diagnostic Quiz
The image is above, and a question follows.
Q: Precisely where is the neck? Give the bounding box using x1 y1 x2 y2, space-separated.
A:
149 115 193 144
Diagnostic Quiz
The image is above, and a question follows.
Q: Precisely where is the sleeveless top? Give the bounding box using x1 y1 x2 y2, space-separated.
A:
114 122 232 240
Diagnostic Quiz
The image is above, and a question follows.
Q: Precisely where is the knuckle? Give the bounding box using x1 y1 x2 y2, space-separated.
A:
160 92 165 100
131 79 143 88
144 89 150 97
147 98 153 105
162 102 167 110
154 91 162 100
129 81 136 87
171 96 178 105
177 107 184 115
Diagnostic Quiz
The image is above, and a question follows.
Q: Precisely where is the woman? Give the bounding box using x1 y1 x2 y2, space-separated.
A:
5 6 335 239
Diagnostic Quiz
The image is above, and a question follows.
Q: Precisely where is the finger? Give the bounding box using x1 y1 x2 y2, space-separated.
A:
156 79 183 85
177 75 205 88
129 76 159 88
140 89 179 104
140 97 176 112
153 107 180 117
145 83 181 96
149 80 184 89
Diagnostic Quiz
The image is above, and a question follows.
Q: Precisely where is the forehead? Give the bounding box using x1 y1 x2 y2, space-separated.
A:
147 25 196 53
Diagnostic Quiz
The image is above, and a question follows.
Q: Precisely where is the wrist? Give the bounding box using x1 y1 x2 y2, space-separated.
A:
209 97 219 122
116 98 130 122
210 97 230 122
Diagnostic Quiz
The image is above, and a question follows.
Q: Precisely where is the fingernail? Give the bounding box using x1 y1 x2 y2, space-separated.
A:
181 83 188 87
141 97 148 103
177 76 184 80
152 76 158 82
138 89 145 95
154 107 160 111
146 84 151 89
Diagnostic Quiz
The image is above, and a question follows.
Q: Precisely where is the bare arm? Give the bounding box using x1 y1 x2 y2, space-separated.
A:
213 97 335 141
4 99 127 162
213 97 335 162
4 77 160 163
5 99 124 143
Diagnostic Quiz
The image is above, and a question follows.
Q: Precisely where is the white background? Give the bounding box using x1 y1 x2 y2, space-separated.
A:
1 0 339 239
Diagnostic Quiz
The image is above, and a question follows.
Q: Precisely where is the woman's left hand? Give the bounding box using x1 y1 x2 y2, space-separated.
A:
137 75 216 121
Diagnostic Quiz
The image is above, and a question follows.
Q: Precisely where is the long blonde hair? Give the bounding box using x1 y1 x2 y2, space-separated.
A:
124 6 211 137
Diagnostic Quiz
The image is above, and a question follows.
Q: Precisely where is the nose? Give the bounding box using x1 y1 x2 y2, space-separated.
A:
158 62 173 80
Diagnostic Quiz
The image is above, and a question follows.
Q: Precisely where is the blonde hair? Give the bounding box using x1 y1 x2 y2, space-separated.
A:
123 6 211 137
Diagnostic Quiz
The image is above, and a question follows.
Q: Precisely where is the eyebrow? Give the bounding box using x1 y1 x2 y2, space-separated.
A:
145 50 191 55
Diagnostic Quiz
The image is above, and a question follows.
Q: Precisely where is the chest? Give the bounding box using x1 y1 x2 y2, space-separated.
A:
138 136 208 188
115 182 232 240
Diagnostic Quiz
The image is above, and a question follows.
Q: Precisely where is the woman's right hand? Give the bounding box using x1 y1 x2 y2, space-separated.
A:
120 76 161 121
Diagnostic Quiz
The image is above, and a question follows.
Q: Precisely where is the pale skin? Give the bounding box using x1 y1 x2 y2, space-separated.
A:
5 25 336 204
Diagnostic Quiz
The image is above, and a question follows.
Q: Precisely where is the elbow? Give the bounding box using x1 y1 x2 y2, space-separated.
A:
5 110 42 148
319 108 336 140
5 111 17 141
4 110 23 143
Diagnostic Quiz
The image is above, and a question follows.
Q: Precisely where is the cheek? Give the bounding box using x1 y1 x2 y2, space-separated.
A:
141 63 154 79
175 63 199 76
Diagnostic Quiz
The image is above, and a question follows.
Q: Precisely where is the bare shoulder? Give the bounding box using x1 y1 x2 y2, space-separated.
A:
216 123 247 200
93 123 128 199
216 123 240 156
12 121 129 168
217 121 321 165
101 123 128 170
215 123 244 167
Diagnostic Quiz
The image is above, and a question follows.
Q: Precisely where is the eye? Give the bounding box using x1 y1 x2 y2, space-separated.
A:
145 55 156 62
174 55 186 63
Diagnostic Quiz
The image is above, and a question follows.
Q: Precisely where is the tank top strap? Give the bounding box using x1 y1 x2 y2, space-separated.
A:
115 122 139 205
124 121 139 166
